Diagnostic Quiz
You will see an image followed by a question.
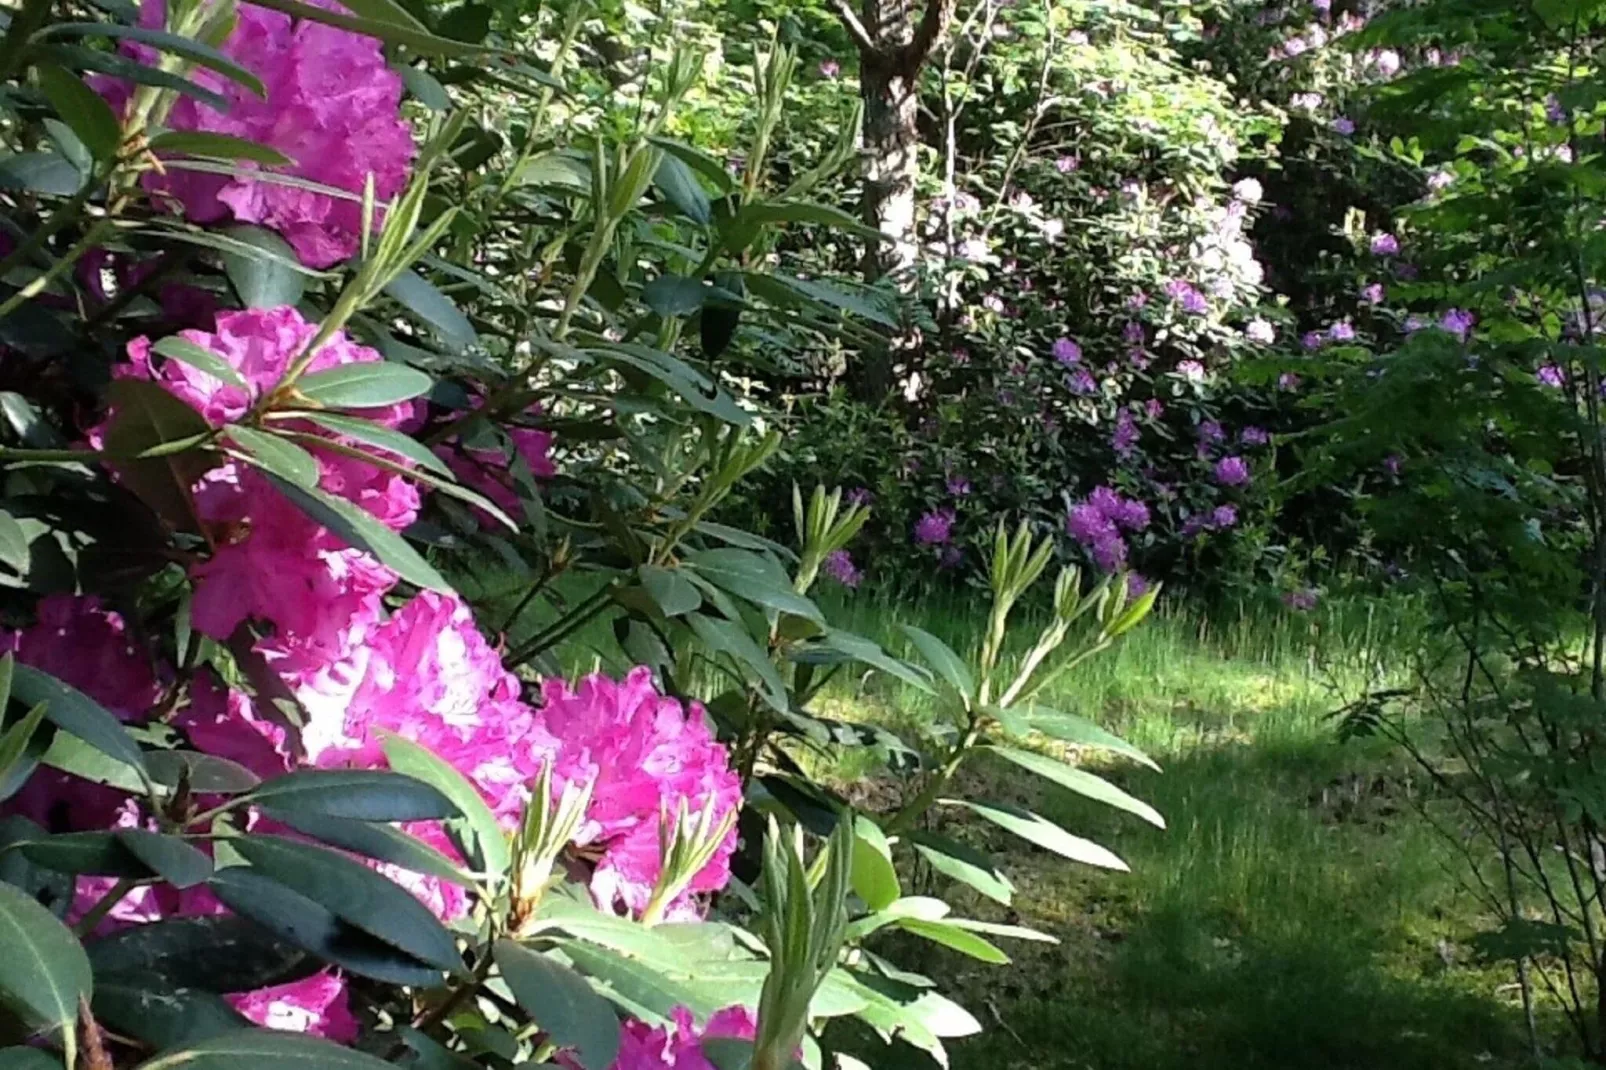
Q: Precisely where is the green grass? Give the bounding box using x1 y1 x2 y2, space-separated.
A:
816 594 1537 1070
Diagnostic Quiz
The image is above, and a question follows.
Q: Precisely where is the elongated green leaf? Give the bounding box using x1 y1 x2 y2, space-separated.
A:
263 474 451 592
12 664 147 778
948 799 1128 871
102 377 217 532
293 412 451 475
34 44 231 113
851 818 899 911
687 560 821 624
898 625 973 701
896 919 1009 964
739 201 885 241
802 630 934 694
36 64 121 162
0 1047 63 1069
0 515 28 575
217 224 310 308
116 829 213 888
227 426 319 487
134 1028 399 1070
0 879 91 1035
151 336 249 390
558 939 716 1023
36 24 266 98
940 918 1057 943
87 915 309 992
265 810 471 886
1014 706 1158 770
0 701 47 788
495 940 621 1070
0 152 82 195
298 362 433 409
380 732 509 880
230 836 462 971
145 751 260 794
94 979 248 1050
150 130 291 166
641 274 707 318
981 746 1163 828
638 565 700 617
646 137 735 195
339 0 429 31
909 831 1013 906
652 153 711 225
384 270 478 349
21 832 149 876
246 768 456 821
589 344 749 425
687 613 788 714
41 733 144 793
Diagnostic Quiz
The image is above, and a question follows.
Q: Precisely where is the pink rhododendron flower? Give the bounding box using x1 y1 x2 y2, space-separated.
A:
438 403 556 527
98 0 415 267
537 668 741 919
228 972 359 1042
592 1006 757 1070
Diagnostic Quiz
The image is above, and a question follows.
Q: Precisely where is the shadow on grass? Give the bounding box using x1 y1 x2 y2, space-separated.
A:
861 724 1535 1070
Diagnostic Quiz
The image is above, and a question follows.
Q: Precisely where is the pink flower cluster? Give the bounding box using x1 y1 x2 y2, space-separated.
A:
9 305 742 1044
99 0 415 267
577 1006 755 1070
1066 486 1149 572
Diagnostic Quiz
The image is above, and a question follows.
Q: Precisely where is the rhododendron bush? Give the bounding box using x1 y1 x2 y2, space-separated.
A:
0 0 1163 1067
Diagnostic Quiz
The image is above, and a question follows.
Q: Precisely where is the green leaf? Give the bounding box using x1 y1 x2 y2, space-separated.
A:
495 940 621 1070
642 274 707 318
35 43 231 113
0 514 28 575
741 272 897 329
646 137 735 195
297 362 434 409
0 879 91 1036
947 799 1127 871
339 0 429 32
36 64 121 162
686 550 822 623
246 768 457 822
738 201 885 242
652 153 711 225
226 426 320 487
94 978 248 1049
638 565 701 617
228 836 463 971
1014 706 1158 771
908 831 1013 906
895 919 1010 964
12 664 148 779
20 832 149 877
36 23 266 98
263 473 452 592
238 0 496 55
134 1028 400 1070
149 131 292 166
151 336 249 390
590 343 749 426
87 915 310 993
145 751 260 795
40 733 144 794
0 152 82 194
851 817 899 911
101 377 217 532
687 613 788 714
558 939 716 1023
981 746 1163 828
219 225 308 309
380 732 509 880
438 2 491 41
898 625 973 702
0 1047 63 1070
294 412 451 475
265 810 472 886
0 700 48 790
804 630 934 694
384 270 478 349
115 830 213 889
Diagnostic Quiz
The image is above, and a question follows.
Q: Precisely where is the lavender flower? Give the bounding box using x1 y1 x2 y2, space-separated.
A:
1440 307 1475 340
1113 410 1139 456
1069 369 1098 395
1242 426 1270 446
1360 283 1384 305
1301 331 1324 351
1328 319 1356 343
1538 363 1566 388
1127 573 1151 598
1332 116 1355 135
1370 232 1400 256
1123 321 1146 344
1210 504 1239 529
819 59 841 78
1056 155 1080 173
946 475 971 497
1246 317 1276 344
1052 336 1082 364
1177 359 1206 382
845 487 874 507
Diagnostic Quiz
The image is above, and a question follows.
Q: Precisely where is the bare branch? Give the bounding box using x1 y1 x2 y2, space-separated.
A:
904 0 954 69
832 0 878 55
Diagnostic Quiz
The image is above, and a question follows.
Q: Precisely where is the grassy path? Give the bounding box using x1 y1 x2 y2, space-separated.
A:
823 599 1535 1069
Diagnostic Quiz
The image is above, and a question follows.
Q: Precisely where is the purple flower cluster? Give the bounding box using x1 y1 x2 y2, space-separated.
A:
1166 279 1210 315
822 549 862 588
1112 410 1139 457
1370 232 1400 256
1066 486 1150 572
1052 337 1082 364
914 509 956 546
1214 455 1252 487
